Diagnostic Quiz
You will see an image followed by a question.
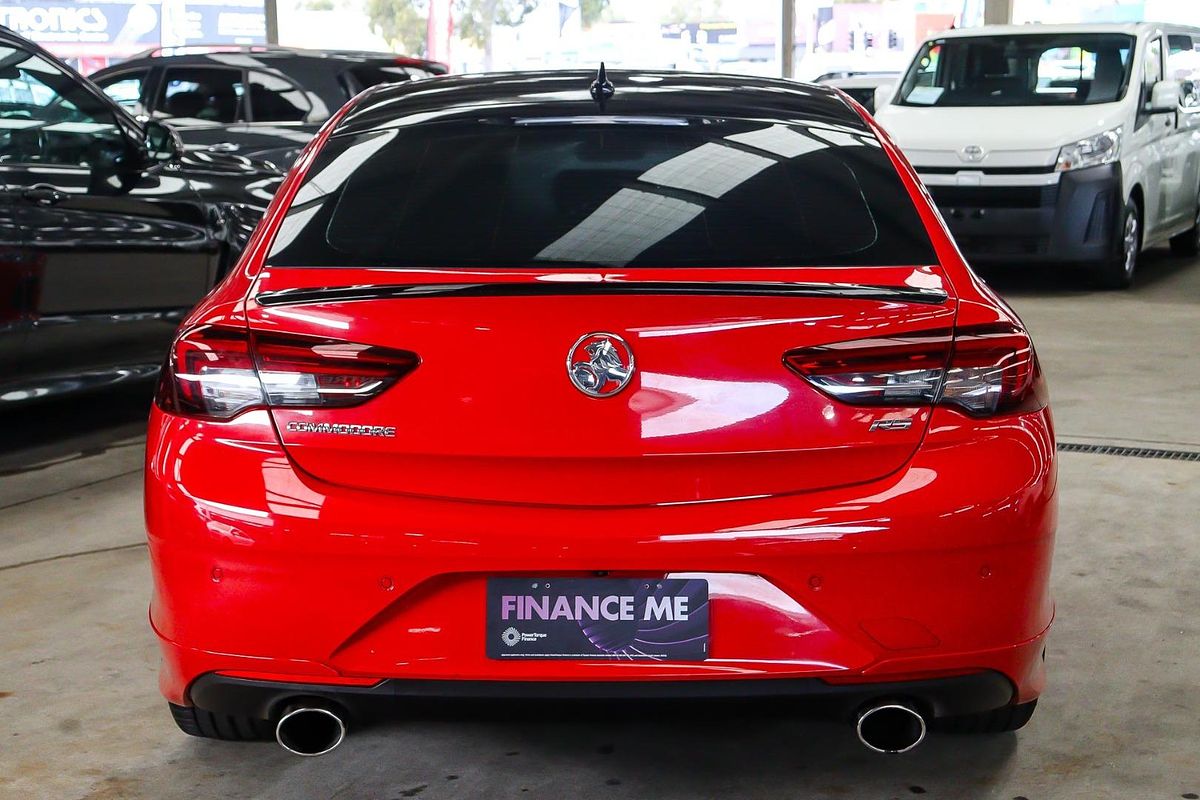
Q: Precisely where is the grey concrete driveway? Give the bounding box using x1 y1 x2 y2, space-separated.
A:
2 253 1198 800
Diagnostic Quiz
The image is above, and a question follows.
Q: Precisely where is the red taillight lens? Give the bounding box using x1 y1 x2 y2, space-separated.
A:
940 324 1047 416
784 324 1047 418
253 332 418 409
159 326 261 420
156 326 418 420
784 329 952 406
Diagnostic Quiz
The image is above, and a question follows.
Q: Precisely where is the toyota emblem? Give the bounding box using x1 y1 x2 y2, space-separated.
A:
959 144 987 163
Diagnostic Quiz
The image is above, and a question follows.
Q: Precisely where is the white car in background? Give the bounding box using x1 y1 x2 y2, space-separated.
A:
874 22 1200 288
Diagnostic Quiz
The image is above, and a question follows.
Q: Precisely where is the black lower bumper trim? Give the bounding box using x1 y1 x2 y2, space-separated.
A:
189 671 1015 723
927 162 1122 265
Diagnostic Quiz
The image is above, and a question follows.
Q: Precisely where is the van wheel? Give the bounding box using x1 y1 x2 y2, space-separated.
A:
1169 196 1200 257
1095 199 1140 289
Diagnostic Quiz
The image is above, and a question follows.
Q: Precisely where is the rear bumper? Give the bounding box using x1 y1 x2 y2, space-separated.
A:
925 164 1120 264
187 668 1020 723
145 404 1057 711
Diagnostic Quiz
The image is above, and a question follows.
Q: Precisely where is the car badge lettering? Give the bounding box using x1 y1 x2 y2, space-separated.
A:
567 333 635 397
870 419 914 432
285 421 396 437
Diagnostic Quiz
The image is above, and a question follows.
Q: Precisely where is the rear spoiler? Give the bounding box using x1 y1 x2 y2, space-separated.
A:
255 281 949 308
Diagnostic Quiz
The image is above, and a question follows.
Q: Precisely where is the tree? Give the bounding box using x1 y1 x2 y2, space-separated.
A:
366 0 429 57
579 0 608 28
455 0 537 71
666 0 725 24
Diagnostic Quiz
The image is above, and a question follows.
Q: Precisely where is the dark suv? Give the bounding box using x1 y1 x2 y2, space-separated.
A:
90 46 448 168
0 27 284 405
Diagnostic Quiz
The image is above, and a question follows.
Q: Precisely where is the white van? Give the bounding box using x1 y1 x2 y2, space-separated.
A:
874 23 1200 287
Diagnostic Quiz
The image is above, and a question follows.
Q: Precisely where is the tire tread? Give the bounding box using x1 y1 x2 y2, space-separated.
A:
1094 200 1139 290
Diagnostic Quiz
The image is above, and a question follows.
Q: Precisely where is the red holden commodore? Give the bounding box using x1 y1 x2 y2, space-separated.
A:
145 68 1056 756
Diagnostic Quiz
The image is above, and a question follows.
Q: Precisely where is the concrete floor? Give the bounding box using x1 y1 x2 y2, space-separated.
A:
2 253 1199 800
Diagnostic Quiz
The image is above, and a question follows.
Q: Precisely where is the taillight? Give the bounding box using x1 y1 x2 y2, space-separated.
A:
784 324 1047 418
784 329 951 406
156 325 418 420
939 325 1046 416
159 326 261 419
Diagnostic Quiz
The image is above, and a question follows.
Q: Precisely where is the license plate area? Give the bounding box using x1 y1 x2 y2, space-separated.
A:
486 577 709 660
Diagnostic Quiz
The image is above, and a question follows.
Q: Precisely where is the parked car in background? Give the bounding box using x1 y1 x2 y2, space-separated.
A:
147 69 1055 757
0 27 284 405
816 73 899 114
874 22 1200 288
90 46 448 169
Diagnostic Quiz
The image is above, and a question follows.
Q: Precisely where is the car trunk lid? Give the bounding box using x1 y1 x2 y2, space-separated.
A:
245 266 955 506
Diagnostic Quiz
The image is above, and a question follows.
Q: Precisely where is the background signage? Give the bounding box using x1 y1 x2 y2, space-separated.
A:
0 0 265 69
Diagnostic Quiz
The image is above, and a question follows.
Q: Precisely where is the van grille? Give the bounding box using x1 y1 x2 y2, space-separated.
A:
954 235 1049 256
929 185 1055 209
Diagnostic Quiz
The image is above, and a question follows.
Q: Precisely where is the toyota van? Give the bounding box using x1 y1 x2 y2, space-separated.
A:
875 23 1200 287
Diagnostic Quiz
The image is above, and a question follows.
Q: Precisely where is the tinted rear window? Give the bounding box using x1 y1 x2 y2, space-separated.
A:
267 118 936 269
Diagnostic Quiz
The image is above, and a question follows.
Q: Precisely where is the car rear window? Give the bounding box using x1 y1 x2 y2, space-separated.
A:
266 118 937 269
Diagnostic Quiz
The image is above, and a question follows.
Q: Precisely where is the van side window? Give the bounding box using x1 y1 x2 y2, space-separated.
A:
1144 37 1163 92
1168 34 1200 109
1137 37 1164 127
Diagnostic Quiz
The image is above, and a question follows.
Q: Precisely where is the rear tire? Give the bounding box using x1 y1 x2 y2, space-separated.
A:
1169 196 1200 257
1093 199 1140 289
937 699 1037 734
169 702 273 741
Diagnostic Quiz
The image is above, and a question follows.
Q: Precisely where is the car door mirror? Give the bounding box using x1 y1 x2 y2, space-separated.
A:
1148 80 1181 113
873 82 896 111
143 118 182 162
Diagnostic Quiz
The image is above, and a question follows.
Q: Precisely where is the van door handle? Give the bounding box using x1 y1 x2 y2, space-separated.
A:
209 142 240 153
21 185 68 206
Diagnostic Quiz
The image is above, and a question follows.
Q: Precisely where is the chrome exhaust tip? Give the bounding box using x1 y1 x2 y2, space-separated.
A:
855 702 927 754
275 705 347 756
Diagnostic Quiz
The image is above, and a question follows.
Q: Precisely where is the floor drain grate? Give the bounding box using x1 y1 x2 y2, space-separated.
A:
1057 442 1200 461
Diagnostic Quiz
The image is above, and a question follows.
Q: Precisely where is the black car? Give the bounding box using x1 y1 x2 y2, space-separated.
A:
0 27 284 405
90 46 448 168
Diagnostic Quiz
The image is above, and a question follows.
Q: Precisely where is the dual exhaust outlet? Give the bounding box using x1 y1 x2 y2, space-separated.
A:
854 701 928 754
275 704 347 757
271 699 927 756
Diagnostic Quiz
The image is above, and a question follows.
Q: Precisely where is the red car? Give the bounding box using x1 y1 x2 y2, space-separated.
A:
145 68 1056 756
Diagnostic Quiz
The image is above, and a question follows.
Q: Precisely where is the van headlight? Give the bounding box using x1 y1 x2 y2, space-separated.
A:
1055 128 1122 172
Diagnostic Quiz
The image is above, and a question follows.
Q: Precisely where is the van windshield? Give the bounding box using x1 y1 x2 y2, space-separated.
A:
898 33 1135 107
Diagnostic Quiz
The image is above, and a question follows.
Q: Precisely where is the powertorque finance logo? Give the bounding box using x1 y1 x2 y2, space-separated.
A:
501 627 521 647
